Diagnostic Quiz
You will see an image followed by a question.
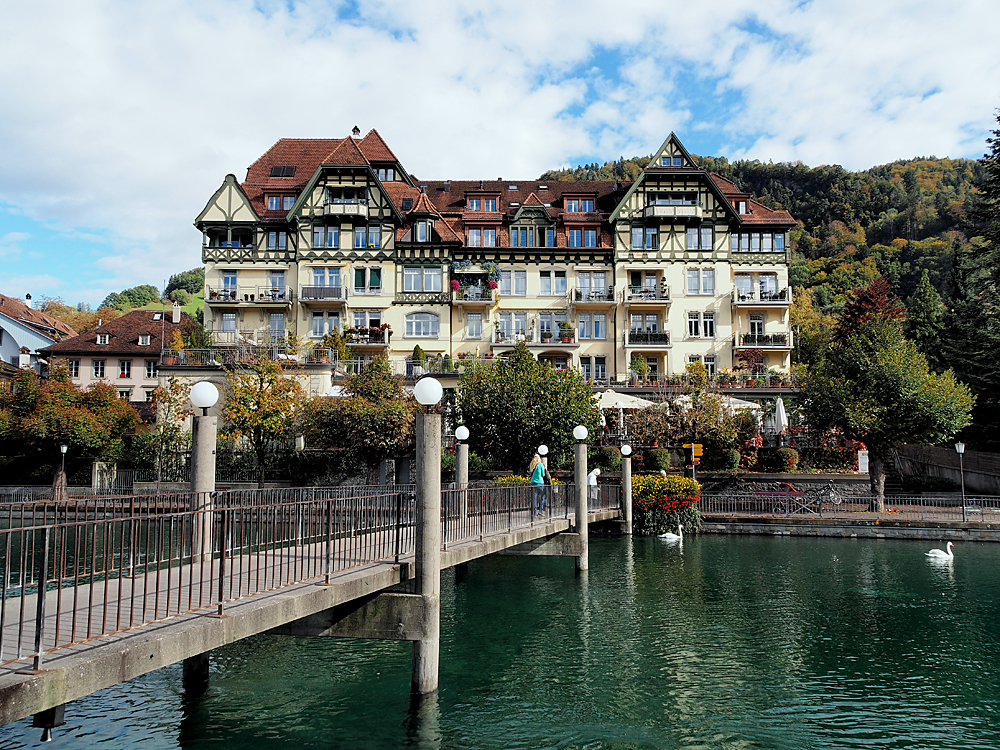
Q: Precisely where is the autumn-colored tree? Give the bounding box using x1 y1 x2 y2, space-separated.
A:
0 365 142 495
37 295 122 334
800 279 974 509
300 358 415 480
790 288 835 366
221 357 304 487
457 342 599 470
835 276 905 342
127 376 192 489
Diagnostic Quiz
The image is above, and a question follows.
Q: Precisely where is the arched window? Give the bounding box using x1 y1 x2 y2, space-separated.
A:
406 313 439 338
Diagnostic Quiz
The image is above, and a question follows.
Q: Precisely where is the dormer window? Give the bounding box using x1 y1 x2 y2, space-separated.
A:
97 334 109 345
139 334 151 346
376 167 395 181
468 198 480 211
566 199 594 213
484 198 497 212
267 195 295 211
401 198 413 211
736 201 748 214
416 221 428 242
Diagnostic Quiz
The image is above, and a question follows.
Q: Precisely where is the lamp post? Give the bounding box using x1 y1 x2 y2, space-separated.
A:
621 444 633 535
455 425 469 527
412 377 443 695
573 425 589 572
537 444 548 473
57 445 68 502
189 381 219 559
956 441 966 522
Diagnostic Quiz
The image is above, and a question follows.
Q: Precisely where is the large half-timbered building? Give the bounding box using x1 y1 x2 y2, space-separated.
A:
195 128 795 381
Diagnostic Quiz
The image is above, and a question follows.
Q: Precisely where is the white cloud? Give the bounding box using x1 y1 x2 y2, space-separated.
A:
0 0 997 303
0 231 30 258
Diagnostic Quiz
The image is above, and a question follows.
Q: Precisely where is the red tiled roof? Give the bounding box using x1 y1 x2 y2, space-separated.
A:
0 294 77 338
710 174 743 194
358 129 397 163
322 137 368 166
409 192 440 216
39 309 193 356
740 198 795 225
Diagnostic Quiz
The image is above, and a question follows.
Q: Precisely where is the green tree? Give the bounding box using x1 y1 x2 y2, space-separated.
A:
101 285 162 311
790 287 834 366
165 268 205 297
906 269 944 356
800 279 974 508
0 365 142 495
457 342 599 470
300 358 415 479
221 357 304 487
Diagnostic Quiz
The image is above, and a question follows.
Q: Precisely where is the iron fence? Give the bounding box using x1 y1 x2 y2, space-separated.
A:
0 482 617 670
700 491 1000 523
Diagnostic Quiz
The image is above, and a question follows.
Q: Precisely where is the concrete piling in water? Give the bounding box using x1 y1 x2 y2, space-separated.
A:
412 412 442 694
622 454 633 536
575 440 588 572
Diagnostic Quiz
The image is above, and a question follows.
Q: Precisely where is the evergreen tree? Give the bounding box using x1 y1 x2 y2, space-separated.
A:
906 269 944 357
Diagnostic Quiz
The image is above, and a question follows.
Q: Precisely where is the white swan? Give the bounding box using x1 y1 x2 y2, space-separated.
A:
659 524 683 541
925 541 955 559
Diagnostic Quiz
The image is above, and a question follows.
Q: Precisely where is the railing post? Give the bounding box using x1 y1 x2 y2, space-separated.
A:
394 491 404 563
216 509 227 617
30 526 51 671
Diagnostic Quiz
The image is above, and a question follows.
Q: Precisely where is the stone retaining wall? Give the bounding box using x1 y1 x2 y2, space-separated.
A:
701 515 1000 543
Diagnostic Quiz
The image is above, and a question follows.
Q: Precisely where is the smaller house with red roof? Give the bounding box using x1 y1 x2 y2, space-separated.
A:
0 292 77 374
39 307 192 408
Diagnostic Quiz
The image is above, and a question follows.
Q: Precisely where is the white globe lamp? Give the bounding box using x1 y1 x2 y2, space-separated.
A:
621 444 632 457
455 425 470 442
189 381 219 414
413 377 443 406
537 444 548 456
573 425 588 442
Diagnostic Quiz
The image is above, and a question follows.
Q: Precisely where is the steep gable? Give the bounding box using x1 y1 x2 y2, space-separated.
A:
195 174 259 225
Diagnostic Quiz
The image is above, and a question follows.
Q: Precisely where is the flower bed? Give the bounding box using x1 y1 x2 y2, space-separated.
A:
632 474 701 536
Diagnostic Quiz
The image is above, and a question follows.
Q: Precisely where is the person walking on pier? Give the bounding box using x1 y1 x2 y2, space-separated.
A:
529 453 549 516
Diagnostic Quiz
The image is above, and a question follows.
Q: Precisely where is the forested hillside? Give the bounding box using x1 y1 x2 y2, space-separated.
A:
540 153 985 308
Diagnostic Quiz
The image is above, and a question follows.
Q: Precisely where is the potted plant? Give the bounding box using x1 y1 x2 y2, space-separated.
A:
558 321 574 343
540 328 552 342
630 354 649 384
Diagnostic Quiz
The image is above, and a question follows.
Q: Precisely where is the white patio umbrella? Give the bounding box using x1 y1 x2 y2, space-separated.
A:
774 397 789 433
596 389 656 409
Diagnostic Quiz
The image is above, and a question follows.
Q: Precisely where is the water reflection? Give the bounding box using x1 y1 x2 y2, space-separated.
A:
2 536 1000 749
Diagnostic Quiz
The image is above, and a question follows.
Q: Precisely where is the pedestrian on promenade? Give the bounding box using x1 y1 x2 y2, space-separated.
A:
529 453 549 516
587 467 601 504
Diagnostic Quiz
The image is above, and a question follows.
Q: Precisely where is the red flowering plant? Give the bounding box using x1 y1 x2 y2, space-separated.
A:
631 474 701 536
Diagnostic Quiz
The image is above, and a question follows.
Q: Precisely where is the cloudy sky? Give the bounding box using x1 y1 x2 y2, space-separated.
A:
1 0 998 307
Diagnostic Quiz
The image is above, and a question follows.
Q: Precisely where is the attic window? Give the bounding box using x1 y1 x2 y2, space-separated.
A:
401 198 413 211
543 203 551 207
510 202 520 207
139 334 151 346
270 166 296 177
152 313 162 321
508 185 518 190
538 185 548 190
97 334 109 345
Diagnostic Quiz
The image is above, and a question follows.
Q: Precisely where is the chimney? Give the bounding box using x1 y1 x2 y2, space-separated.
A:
444 180 451 193
25 293 32 308
479 180 483 189
172 302 181 324
420 185 427 194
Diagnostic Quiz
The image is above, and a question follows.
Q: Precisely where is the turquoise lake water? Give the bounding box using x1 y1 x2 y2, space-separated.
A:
2 534 998 749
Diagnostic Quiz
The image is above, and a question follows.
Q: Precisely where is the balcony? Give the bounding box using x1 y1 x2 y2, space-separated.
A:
625 331 671 347
452 287 498 306
300 285 346 303
644 204 703 220
622 286 671 305
571 287 615 306
345 327 390 347
735 333 793 349
324 201 368 218
394 290 451 304
492 330 579 348
493 330 534 346
160 346 335 368
206 288 240 303
211 329 287 347
732 288 791 306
